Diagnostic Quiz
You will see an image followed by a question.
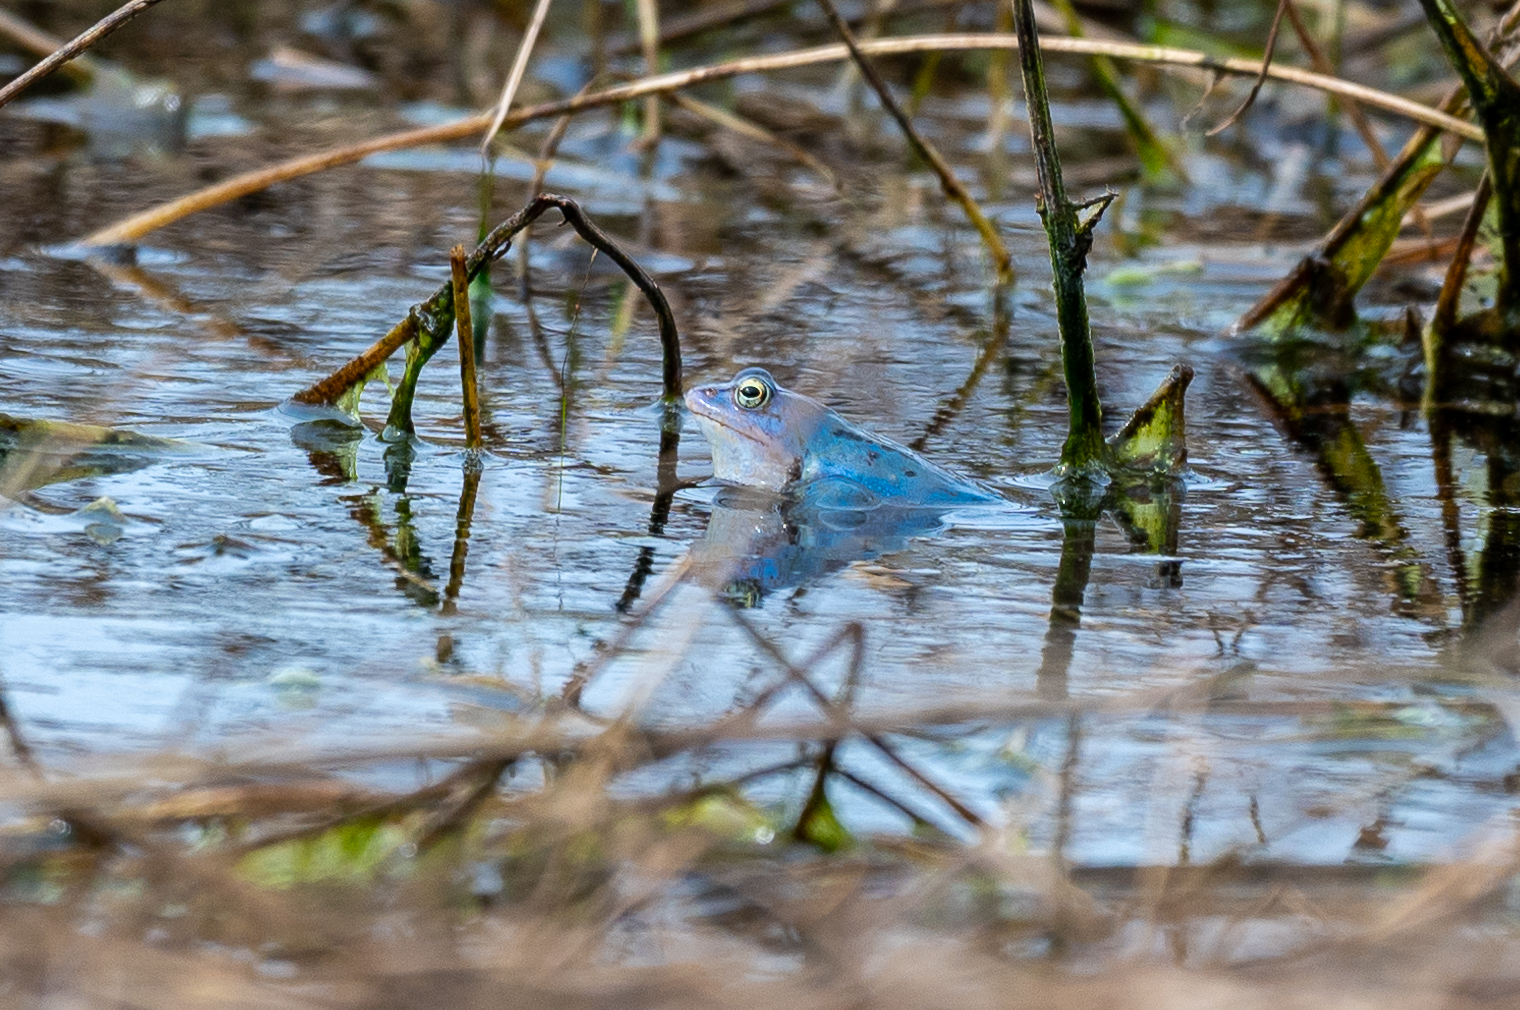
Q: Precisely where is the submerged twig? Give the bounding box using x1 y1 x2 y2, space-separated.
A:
76 34 1483 248
815 0 1013 282
0 0 171 111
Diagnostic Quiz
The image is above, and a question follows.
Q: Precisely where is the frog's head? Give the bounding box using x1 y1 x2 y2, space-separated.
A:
684 367 827 490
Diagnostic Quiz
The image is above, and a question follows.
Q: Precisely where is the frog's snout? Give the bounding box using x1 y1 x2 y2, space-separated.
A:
684 386 720 413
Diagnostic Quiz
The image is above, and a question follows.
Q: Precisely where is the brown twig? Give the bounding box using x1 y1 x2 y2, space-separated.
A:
77 34 1483 248
0 0 172 111
814 0 1013 282
1431 173 1494 336
450 246 483 450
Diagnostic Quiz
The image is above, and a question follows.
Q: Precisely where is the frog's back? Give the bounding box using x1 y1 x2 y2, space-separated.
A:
799 410 998 506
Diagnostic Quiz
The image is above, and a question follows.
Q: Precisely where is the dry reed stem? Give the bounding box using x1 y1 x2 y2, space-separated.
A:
635 0 663 144
450 245 483 449
0 7 95 86
1284 0 1391 170
480 0 555 154
0 0 172 111
77 34 1484 248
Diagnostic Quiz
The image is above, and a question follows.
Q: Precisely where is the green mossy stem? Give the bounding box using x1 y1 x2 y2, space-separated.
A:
1011 0 1109 480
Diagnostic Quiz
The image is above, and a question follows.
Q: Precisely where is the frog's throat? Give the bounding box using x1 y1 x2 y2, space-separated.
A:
696 413 776 454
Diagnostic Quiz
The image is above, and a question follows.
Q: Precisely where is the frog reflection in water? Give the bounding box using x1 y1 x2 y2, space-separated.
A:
684 368 1004 603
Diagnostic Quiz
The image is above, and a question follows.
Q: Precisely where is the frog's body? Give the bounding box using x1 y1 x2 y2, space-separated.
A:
684 368 999 507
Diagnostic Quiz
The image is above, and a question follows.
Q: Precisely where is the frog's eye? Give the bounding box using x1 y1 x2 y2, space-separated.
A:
734 375 772 409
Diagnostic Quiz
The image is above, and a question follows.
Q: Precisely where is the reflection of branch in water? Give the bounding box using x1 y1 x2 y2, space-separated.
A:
441 466 482 616
1109 482 1183 589
1036 511 1097 702
1047 712 1082 957
290 421 361 483
87 259 302 362
909 297 1011 452
342 488 440 608
1467 452 1520 638
1427 410 1471 621
1037 479 1185 697
1247 361 1431 605
1178 761 1208 866
614 405 687 612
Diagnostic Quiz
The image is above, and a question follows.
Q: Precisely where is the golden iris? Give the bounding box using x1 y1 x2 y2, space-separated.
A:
734 377 771 409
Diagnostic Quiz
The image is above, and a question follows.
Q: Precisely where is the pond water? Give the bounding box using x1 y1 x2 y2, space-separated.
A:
1 25 1515 876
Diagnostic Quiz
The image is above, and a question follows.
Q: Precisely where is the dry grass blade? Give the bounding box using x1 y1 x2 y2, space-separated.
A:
76 34 1484 248
0 0 172 111
1283 0 1391 171
480 0 555 155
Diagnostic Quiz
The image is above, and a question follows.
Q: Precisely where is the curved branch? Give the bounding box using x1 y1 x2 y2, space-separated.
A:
291 194 682 410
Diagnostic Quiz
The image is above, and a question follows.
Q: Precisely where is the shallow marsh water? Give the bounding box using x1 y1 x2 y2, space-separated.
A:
0 15 1515 890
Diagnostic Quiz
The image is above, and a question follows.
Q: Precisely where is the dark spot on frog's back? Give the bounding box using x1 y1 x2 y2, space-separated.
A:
904 469 916 477
831 427 865 442
867 450 879 465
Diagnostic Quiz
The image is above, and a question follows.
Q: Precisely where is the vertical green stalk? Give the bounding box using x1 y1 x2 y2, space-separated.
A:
1010 0 1109 478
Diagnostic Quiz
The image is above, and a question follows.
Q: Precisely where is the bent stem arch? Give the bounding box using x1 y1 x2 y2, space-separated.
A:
291 194 683 440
